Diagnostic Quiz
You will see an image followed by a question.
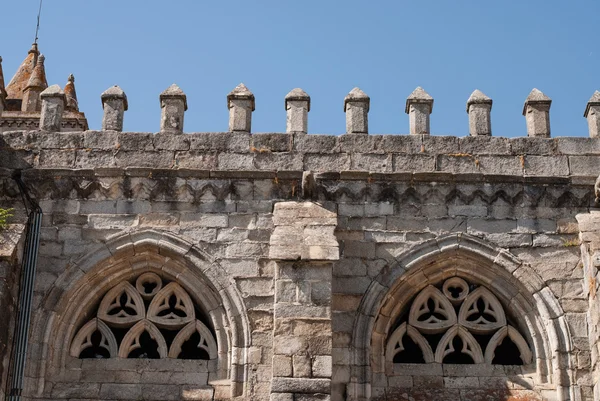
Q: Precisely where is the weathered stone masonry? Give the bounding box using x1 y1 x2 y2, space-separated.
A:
1 69 600 400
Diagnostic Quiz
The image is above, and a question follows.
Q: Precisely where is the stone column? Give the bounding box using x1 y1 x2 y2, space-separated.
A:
523 88 551 138
269 202 339 401
344 88 369 134
285 88 310 134
0 56 6 115
160 84 187 134
39 85 65 132
405 86 433 135
101 85 128 132
227 83 255 133
467 89 492 136
576 211 600 401
584 91 600 138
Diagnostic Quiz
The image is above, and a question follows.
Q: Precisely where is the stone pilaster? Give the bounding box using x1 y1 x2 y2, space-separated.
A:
467 89 492 136
285 88 310 134
576 211 600 400
160 84 187 134
269 202 339 401
39 85 65 132
523 88 551 138
101 85 128 132
344 88 369 134
585 91 600 139
228 83 255 133
406 86 433 135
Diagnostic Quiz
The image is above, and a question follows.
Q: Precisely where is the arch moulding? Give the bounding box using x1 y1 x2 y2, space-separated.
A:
349 233 577 401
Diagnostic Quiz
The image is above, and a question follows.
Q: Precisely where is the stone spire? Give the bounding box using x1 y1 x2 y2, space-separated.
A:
64 74 79 112
344 87 370 134
406 87 434 135
160 83 187 134
101 85 128 131
466 89 492 136
523 88 551 138
22 53 48 112
6 43 39 100
0 57 6 113
285 88 310 134
227 83 255 133
584 91 600 138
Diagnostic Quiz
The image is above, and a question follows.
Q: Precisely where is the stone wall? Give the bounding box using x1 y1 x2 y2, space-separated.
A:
0 129 597 401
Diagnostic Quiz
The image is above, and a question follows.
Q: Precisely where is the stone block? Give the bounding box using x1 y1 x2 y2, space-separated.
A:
312 355 332 378
304 154 351 172
99 383 142 399
273 355 293 377
569 155 600 176
293 355 312 378
189 132 250 152
270 393 294 401
393 154 435 172
524 155 568 176
270 377 331 393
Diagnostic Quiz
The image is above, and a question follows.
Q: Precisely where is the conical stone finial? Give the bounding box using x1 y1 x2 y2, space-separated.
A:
523 88 551 138
466 89 493 136
344 87 370 134
101 85 128 132
64 74 79 111
6 43 40 100
285 88 310 134
160 84 187 134
227 83 255 132
0 56 6 112
40 84 65 131
22 54 48 112
405 87 434 135
584 91 600 138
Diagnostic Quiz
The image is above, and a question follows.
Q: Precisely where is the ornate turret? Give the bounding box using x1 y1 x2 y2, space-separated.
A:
0 44 88 132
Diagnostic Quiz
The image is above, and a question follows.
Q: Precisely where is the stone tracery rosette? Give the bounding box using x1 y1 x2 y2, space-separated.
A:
386 277 532 366
70 273 217 360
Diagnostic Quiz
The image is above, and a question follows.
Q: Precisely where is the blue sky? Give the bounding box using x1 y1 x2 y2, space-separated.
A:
1 0 598 137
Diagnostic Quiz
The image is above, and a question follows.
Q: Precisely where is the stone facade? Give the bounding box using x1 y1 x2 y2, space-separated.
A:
1 47 600 401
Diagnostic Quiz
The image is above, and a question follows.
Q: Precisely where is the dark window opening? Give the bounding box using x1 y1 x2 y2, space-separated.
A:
465 298 497 323
393 335 425 364
442 336 473 364
157 295 187 318
492 336 523 365
417 298 447 322
107 293 137 316
178 331 210 360
79 330 110 359
127 331 160 359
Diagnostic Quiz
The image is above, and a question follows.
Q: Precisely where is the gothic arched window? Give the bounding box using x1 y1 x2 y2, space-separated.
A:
385 277 532 366
70 272 217 360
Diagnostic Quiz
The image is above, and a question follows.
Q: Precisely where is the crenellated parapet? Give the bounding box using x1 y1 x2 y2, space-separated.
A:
7 83 600 138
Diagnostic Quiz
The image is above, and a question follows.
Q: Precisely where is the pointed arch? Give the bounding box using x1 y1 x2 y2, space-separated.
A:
349 233 576 401
31 228 250 398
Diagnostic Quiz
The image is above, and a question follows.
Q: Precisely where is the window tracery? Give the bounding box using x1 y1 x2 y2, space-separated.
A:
386 278 532 366
70 273 217 360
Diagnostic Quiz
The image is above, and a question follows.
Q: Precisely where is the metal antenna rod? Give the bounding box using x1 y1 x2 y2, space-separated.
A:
34 0 43 44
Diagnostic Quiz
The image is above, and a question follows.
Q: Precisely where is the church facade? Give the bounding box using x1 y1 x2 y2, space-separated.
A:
1 44 600 401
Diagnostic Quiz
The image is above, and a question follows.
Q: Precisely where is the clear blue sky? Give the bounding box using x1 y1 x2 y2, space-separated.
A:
2 0 598 137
